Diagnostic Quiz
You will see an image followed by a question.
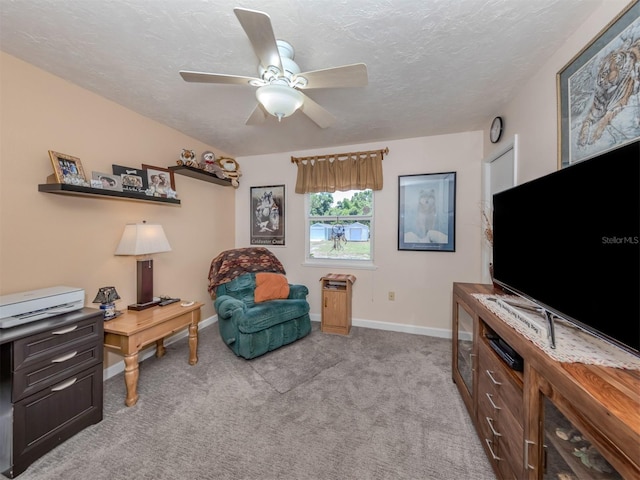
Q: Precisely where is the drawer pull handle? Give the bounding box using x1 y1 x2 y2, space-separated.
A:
51 351 78 363
486 392 501 410
485 369 502 385
485 416 502 436
484 438 502 461
51 377 77 392
52 325 78 335
524 439 536 471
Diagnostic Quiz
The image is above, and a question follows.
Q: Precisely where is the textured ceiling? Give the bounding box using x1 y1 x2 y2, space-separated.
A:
0 0 602 157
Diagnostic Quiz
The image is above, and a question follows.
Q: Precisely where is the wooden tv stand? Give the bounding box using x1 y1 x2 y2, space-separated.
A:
452 282 639 479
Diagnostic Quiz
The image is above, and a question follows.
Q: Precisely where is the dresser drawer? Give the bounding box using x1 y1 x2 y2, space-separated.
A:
12 315 102 371
478 340 523 422
11 363 103 475
496 406 523 479
478 386 524 478
12 338 102 402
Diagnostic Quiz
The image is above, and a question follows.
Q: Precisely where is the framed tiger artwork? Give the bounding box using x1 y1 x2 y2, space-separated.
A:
557 0 640 168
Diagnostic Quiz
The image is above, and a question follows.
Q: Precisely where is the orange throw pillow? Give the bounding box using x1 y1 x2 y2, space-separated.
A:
254 273 290 303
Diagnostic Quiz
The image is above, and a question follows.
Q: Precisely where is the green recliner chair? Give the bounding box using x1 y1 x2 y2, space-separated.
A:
208 248 311 359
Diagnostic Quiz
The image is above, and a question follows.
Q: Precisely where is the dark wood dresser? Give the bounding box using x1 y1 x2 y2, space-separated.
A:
0 308 103 478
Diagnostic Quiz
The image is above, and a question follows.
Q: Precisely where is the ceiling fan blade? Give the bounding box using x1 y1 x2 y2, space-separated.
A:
245 104 267 125
300 92 336 129
179 71 260 86
234 8 282 72
297 63 368 89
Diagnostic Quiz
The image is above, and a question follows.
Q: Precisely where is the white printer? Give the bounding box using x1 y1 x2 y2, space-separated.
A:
0 286 85 329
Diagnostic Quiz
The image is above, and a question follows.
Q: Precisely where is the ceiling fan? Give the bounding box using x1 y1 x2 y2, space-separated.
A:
179 7 368 128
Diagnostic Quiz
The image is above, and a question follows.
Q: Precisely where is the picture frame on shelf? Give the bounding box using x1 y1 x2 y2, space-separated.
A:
91 171 122 191
142 164 177 198
112 164 148 194
398 172 456 252
557 1 640 168
250 185 285 246
48 150 88 186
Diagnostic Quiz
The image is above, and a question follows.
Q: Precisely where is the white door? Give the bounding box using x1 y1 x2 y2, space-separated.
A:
481 135 518 282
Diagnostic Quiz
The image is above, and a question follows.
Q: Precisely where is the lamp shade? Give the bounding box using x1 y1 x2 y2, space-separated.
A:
92 286 121 304
114 222 171 256
256 84 304 120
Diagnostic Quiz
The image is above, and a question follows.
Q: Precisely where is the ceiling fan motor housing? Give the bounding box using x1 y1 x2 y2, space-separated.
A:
258 40 305 87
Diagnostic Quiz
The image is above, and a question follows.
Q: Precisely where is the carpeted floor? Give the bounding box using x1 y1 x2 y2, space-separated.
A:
15 322 495 480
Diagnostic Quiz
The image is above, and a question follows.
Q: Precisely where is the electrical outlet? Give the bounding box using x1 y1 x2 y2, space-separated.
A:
388 291 395 301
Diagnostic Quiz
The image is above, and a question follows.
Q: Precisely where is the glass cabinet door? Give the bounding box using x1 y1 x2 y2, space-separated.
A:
541 397 622 480
452 297 476 414
456 304 474 394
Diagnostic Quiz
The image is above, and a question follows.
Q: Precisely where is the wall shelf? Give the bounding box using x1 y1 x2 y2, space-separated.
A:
38 183 181 205
168 165 232 187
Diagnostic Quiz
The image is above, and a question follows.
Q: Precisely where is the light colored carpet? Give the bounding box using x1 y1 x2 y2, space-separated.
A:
16 322 495 480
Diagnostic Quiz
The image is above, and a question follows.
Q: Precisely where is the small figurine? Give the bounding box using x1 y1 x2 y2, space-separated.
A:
573 445 614 473
201 151 216 169
216 157 242 188
201 151 226 178
177 148 197 167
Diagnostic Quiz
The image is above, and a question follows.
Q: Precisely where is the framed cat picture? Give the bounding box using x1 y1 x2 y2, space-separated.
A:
398 172 456 252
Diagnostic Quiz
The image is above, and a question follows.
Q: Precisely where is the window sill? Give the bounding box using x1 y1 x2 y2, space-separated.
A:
302 260 378 271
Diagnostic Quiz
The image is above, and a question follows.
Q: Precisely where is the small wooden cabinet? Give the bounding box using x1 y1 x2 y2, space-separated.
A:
320 274 355 335
452 283 639 479
0 309 104 478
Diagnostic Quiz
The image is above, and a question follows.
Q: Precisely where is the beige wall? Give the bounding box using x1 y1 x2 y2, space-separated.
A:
0 52 235 365
235 132 484 335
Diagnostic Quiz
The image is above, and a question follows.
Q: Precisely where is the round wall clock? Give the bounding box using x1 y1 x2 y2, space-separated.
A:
490 116 503 143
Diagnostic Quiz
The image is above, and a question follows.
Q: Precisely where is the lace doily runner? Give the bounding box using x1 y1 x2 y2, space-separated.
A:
472 293 640 371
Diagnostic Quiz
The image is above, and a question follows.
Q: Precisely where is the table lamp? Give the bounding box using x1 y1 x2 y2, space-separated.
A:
115 221 171 310
92 286 121 319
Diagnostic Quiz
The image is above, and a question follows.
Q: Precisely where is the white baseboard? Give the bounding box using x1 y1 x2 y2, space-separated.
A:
308 313 452 339
103 314 452 381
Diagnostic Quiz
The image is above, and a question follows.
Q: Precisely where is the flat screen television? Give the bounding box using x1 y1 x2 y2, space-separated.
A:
492 140 639 356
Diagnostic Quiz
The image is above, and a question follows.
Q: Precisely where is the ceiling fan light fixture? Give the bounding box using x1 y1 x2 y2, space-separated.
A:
256 84 304 121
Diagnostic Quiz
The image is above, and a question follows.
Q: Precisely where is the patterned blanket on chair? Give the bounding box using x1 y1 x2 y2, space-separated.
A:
208 247 286 297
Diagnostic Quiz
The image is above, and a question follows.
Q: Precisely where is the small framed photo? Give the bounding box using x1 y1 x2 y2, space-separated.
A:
112 164 148 193
250 185 285 246
48 150 88 186
142 164 177 198
91 171 122 191
398 172 456 252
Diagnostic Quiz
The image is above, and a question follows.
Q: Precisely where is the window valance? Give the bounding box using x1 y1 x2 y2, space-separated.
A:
292 147 388 194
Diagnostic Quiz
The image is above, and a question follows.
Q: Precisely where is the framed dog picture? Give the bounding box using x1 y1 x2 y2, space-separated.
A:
398 172 456 252
250 185 285 246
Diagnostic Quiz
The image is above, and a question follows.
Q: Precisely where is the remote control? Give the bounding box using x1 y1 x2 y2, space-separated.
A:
158 298 180 306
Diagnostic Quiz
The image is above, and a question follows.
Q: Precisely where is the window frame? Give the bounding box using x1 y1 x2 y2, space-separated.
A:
303 190 376 269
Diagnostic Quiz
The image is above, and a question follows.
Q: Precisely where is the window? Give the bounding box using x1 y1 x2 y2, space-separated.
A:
306 189 373 263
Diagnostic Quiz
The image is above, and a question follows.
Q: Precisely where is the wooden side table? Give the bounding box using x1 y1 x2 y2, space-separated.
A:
103 301 203 406
320 274 355 335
